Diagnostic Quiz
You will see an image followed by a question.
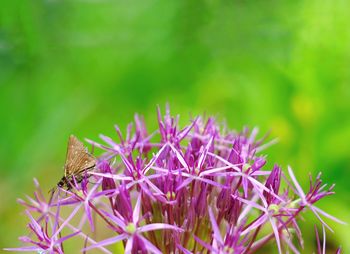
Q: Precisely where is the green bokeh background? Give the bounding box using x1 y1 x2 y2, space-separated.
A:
1 0 349 252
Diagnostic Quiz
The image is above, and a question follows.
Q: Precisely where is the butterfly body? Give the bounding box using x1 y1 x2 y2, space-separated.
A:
56 135 96 190
57 174 88 190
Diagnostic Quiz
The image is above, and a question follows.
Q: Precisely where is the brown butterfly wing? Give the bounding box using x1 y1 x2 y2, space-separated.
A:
64 135 96 177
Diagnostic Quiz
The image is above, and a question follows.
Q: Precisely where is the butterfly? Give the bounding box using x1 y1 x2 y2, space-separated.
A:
56 135 96 190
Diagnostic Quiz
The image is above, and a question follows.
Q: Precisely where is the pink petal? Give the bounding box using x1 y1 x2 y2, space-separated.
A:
287 166 306 200
124 237 133 254
133 194 142 224
138 235 163 254
269 216 282 254
208 207 223 245
3 246 41 252
138 223 183 233
53 204 82 239
197 136 213 170
83 234 128 251
88 172 132 181
168 143 189 171
143 144 168 174
55 230 80 245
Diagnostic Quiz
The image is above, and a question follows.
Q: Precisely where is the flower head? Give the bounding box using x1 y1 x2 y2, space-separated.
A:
5 106 345 253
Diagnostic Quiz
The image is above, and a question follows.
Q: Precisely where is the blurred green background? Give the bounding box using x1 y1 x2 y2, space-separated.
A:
1 0 349 252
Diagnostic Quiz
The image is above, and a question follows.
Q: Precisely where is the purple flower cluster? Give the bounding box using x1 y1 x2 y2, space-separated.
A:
6 106 345 253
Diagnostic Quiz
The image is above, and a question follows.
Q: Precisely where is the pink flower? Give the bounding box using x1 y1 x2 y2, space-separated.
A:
5 106 345 253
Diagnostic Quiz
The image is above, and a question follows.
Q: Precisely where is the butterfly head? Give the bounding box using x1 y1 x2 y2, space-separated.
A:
57 178 65 188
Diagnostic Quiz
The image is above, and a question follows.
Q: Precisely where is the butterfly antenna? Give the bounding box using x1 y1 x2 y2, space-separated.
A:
48 185 56 195
47 186 57 207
